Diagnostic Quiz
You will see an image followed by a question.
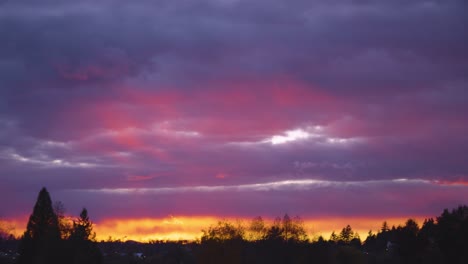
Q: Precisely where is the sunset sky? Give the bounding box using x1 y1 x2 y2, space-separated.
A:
1 0 467 241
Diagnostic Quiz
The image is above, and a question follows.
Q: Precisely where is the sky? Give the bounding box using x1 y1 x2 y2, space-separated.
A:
1 0 468 241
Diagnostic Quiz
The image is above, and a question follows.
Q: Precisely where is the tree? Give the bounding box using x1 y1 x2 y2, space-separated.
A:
54 201 72 239
403 218 419 236
248 216 267 241
329 231 339 243
264 215 308 243
339 225 355 244
70 208 95 241
282 214 293 241
265 217 283 241
381 221 389 233
69 208 101 264
201 220 245 242
199 220 245 264
436 205 468 264
17 187 62 264
283 215 308 243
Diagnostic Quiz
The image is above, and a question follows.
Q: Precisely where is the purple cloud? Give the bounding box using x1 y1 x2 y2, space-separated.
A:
0 0 467 227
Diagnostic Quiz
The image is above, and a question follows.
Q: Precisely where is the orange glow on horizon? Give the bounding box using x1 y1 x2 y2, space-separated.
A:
2 215 428 242
0 217 28 238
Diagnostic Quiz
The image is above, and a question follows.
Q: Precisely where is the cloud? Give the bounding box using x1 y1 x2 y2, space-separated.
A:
0 0 467 228
77 178 439 195
44 177 468 221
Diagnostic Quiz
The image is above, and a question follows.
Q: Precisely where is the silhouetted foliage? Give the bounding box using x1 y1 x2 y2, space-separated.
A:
248 216 267 241
68 208 102 264
264 217 283 242
329 224 361 248
381 221 389 233
70 208 95 241
196 207 467 263
17 187 63 264
14 188 103 264
281 214 308 243
53 201 72 240
329 231 339 243
435 205 468 264
8 189 468 264
198 220 245 264
201 220 245 242
264 214 308 243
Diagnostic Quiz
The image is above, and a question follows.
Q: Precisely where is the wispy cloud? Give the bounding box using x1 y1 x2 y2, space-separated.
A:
78 178 441 195
0 149 100 169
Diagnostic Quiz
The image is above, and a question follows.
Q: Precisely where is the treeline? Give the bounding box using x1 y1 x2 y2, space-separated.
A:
196 207 468 264
2 187 468 264
13 188 101 264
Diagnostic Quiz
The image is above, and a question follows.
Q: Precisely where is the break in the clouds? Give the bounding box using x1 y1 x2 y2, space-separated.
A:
1 0 468 225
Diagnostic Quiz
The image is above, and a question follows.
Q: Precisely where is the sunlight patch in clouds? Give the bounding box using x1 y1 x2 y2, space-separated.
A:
264 126 361 146
270 129 312 144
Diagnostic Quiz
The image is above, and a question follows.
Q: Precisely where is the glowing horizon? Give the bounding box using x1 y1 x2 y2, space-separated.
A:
2 215 430 243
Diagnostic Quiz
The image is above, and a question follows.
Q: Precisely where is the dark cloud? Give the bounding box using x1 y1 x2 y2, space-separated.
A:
0 0 467 222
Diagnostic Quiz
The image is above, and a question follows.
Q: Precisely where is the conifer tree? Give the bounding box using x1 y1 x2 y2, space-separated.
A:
17 187 62 264
339 225 354 244
71 208 95 241
69 208 102 264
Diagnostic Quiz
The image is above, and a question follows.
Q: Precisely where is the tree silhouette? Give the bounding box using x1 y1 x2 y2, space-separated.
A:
17 187 62 264
329 231 339 243
201 220 245 242
283 215 308 243
264 215 308 243
436 205 468 264
381 221 389 233
248 216 267 241
70 208 95 241
53 201 72 240
339 225 353 243
339 225 359 244
68 208 102 264
265 217 283 241
199 220 245 264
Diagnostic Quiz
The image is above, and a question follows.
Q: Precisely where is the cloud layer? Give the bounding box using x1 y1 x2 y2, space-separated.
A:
1 0 467 230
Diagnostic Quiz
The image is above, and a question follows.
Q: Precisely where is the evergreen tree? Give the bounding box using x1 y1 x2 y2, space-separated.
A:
436 205 468 263
69 208 102 264
70 208 95 241
381 221 389 233
17 187 62 264
339 225 354 244
329 231 339 243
